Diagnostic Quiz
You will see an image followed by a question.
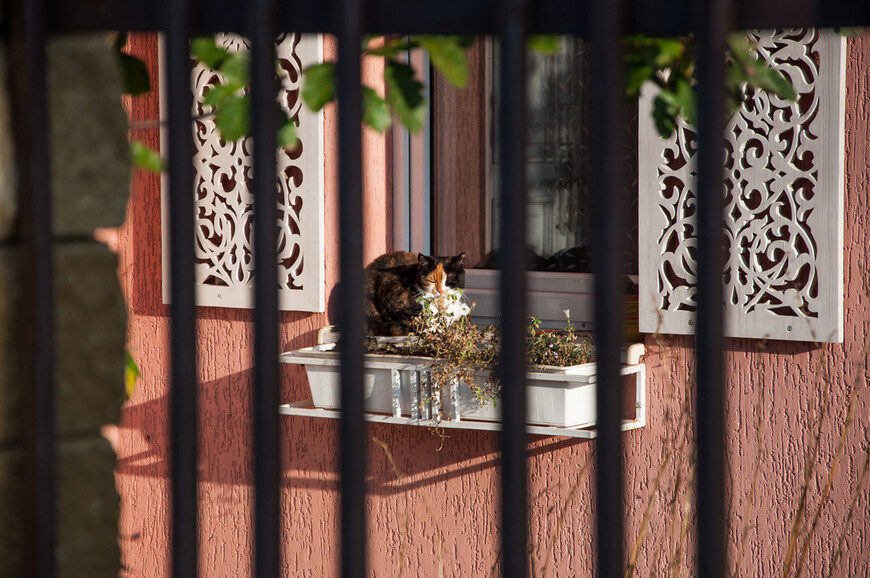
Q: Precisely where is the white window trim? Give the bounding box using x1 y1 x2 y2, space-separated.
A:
391 48 432 256
464 269 598 330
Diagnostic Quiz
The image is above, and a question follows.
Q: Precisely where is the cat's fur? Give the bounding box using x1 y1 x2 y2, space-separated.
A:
364 251 466 336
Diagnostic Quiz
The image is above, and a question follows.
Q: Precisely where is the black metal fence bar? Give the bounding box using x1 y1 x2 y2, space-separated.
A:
163 0 199 575
694 0 731 576
10 0 56 576
250 1 281 576
498 2 529 576
21 3 870 578
588 0 626 575
336 0 368 576
44 0 870 36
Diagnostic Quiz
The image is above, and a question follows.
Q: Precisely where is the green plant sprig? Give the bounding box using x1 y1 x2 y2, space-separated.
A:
627 33 798 138
190 37 301 147
526 312 594 369
126 31 803 170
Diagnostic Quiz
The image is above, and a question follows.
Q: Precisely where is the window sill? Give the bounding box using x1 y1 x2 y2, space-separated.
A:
280 341 646 439
278 400 644 439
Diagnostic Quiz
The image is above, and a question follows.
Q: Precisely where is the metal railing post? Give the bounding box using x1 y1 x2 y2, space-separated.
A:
588 0 627 575
163 0 199 574
250 0 281 575
695 0 732 575
10 0 56 575
498 1 529 576
336 0 368 576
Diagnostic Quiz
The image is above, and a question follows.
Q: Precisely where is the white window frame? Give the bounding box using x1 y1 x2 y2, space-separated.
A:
391 48 432 256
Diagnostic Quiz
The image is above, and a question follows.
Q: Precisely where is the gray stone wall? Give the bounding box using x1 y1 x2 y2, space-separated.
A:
0 34 129 577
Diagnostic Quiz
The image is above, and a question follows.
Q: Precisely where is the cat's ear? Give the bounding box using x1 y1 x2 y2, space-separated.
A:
451 252 467 268
418 253 434 269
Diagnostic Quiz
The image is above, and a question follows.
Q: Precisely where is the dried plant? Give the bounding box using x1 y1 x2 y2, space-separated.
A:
625 326 870 578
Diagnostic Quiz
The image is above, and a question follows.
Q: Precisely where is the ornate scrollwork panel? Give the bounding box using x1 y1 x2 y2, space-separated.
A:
639 30 844 341
163 34 324 312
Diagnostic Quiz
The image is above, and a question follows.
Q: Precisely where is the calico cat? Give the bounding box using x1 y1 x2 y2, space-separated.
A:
364 250 466 336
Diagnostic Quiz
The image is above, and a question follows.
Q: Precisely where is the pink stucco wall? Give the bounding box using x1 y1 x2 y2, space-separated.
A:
110 33 869 576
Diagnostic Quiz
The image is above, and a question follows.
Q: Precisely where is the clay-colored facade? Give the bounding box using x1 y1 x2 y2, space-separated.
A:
106 32 870 576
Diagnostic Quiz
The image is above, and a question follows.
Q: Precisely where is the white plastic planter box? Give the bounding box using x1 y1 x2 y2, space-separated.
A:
281 343 645 429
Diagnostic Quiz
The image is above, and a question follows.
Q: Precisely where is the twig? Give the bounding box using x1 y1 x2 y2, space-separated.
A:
731 355 767 578
373 437 411 577
625 440 673 578
781 348 832 578
624 332 677 576
626 332 695 578
670 465 695 578
649 526 668 578
794 337 869 577
825 444 870 578
373 436 447 577
669 353 697 578
538 456 591 577
665 467 685 578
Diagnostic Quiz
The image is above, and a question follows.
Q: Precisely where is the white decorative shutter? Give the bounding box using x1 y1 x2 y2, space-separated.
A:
638 29 845 342
162 33 325 312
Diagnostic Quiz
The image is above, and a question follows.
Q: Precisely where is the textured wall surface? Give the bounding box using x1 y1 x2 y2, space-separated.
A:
114 33 870 577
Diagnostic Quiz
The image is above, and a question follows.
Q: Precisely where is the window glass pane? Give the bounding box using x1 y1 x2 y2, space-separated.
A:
482 37 639 275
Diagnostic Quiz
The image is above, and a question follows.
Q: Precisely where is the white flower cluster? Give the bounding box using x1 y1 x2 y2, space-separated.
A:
418 288 471 327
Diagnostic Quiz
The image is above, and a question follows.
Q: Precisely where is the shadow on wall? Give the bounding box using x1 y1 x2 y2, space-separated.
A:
363 424 591 497
116 367 591 496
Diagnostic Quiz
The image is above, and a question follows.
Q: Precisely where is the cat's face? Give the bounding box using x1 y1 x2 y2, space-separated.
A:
417 252 466 295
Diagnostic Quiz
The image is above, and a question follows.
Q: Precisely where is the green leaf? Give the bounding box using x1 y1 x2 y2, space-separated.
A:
385 60 426 132
366 37 420 58
748 64 797 101
202 84 238 108
725 89 743 118
114 32 129 52
124 349 142 398
727 58 747 89
129 141 164 172
302 62 336 112
416 36 469 88
625 63 654 99
673 78 696 126
191 37 229 69
117 51 151 95
390 93 426 133
835 27 864 38
528 35 561 55
219 52 250 87
214 94 250 142
652 92 679 138
726 34 755 68
385 61 424 109
278 120 298 149
456 36 476 49
727 34 796 102
652 38 686 68
362 87 392 132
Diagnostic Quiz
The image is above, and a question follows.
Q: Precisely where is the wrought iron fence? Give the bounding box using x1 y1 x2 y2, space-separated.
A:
10 0 870 577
